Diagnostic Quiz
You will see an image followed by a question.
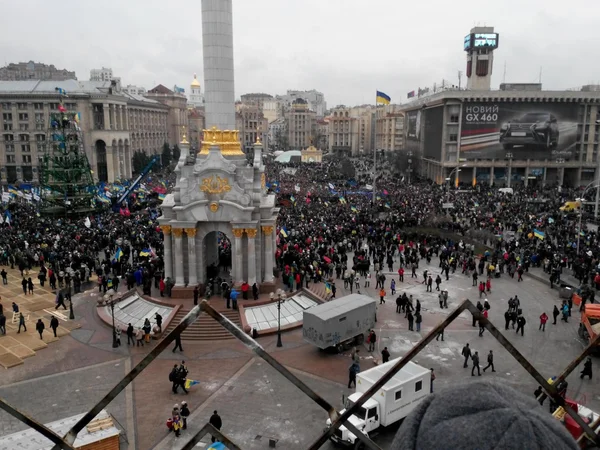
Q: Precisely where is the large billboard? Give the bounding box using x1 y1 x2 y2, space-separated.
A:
406 110 421 141
460 103 579 160
423 107 444 160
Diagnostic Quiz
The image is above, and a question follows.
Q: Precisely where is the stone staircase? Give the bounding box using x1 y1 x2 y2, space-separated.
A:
164 308 242 341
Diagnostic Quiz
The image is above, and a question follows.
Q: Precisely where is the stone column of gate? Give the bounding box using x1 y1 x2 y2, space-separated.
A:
261 225 274 282
231 228 245 285
172 228 185 286
245 228 257 285
160 225 173 280
185 228 198 286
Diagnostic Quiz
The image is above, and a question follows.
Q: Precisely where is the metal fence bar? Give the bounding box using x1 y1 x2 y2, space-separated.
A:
180 422 242 450
467 302 600 446
200 301 382 450
0 399 76 450
52 304 204 449
308 299 471 449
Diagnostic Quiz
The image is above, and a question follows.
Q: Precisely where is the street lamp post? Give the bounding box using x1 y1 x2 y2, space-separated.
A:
576 181 600 255
105 292 118 348
270 288 286 347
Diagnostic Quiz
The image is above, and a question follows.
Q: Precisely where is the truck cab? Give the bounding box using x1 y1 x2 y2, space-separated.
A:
326 394 380 448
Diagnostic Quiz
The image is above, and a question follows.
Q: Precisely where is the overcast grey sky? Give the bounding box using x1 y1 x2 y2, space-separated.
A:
1 0 598 106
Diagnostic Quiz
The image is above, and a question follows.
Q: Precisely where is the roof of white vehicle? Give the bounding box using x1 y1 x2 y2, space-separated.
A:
358 357 429 388
303 294 375 321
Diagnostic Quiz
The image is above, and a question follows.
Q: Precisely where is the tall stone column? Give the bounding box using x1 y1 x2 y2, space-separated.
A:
246 228 257 285
160 226 173 280
185 228 198 285
172 228 185 286
262 226 274 282
201 0 236 131
232 228 244 284
106 146 115 182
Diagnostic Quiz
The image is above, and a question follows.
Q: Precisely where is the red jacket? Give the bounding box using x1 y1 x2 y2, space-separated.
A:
540 313 548 324
159 279 165 292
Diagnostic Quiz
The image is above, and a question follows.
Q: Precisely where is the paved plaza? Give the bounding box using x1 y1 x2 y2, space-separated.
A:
0 255 597 449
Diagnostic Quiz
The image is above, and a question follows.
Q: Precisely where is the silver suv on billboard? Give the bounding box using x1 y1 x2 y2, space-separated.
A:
499 112 560 150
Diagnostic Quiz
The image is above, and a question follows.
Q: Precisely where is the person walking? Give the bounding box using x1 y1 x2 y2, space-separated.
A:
55 291 67 310
170 364 180 393
472 271 478 286
209 410 222 443
479 309 488 337
27 277 34 295
580 358 593 380
126 323 135 345
415 311 422 332
155 313 163 334
426 276 433 292
539 312 548 331
35 318 45 340
50 316 59 337
21 277 28 295
381 347 390 363
462 343 472 368
516 315 526 336
482 350 496 373
552 305 560 325
367 330 377 352
173 334 184 353
0 313 5 335
407 311 414 331
348 361 360 388
180 401 190 429
435 328 444 341
395 296 402 313
135 328 144 346
471 351 481 376
17 312 26 333
379 287 386 305
0 269 7 285
390 279 396 296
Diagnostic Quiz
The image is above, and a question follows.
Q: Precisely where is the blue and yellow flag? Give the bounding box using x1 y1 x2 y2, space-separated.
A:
184 379 200 389
158 193 166 201
280 227 288 238
325 281 332 293
290 195 296 204
339 197 346 205
376 91 391 105
351 206 358 213
113 247 123 262
139 249 151 257
533 229 545 240
207 443 226 450
384 202 391 209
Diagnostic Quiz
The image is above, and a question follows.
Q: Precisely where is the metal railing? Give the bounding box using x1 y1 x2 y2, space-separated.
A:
0 298 598 449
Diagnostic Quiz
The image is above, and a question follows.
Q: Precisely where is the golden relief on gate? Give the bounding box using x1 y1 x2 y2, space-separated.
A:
200 175 232 195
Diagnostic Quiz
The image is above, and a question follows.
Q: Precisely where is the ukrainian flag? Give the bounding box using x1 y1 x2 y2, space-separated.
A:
325 281 332 293
533 229 545 240
280 227 288 238
351 206 358 213
114 247 123 262
376 91 391 105
139 249 151 257
158 193 166 201
339 197 347 204
207 443 226 450
385 202 391 209
290 195 296 204
184 379 200 389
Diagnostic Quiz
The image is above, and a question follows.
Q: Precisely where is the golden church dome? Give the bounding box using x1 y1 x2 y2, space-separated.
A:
191 73 201 88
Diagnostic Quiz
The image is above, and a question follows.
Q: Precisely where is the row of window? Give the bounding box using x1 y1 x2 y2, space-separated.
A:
1 102 76 111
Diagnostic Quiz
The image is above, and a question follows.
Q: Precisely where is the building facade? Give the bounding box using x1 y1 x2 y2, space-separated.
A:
146 85 189 146
188 107 205 150
262 98 282 124
122 85 147 96
278 90 326 118
287 99 316 149
400 88 600 187
328 107 357 156
0 61 76 81
268 117 287 151
316 119 329 150
0 80 170 185
90 67 114 82
376 105 404 152
236 105 268 153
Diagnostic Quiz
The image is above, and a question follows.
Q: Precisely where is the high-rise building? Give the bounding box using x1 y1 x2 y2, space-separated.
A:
464 27 499 91
122 85 147 96
90 67 114 82
279 90 326 118
287 98 316 149
0 61 76 81
188 74 204 108
316 119 329 150
262 98 282 123
268 117 287 150
328 106 357 156
376 105 404 152
236 104 268 153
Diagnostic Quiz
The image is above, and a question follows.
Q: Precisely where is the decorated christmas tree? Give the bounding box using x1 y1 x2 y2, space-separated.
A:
39 88 95 214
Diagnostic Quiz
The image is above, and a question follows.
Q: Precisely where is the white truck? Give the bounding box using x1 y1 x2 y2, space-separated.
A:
326 357 431 448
